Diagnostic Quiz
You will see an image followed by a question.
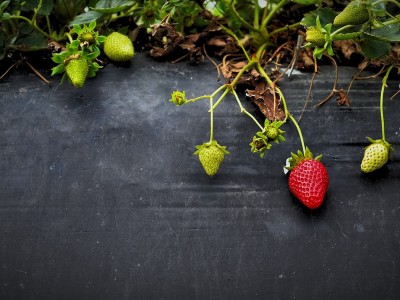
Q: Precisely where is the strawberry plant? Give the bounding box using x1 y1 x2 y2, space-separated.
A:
168 0 333 208
1 0 400 209
360 66 395 173
302 0 400 59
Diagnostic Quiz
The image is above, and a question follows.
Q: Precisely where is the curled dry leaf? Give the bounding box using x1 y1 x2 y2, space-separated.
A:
207 36 239 57
334 40 358 60
246 81 285 121
220 60 260 85
336 89 351 107
149 23 185 58
297 48 315 70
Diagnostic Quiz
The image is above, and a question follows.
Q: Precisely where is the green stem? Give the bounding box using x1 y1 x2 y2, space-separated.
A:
380 65 393 142
32 0 43 25
260 0 288 32
186 85 226 104
331 25 354 36
269 22 301 36
220 24 252 62
231 89 264 130
211 84 228 98
186 95 211 103
289 114 306 153
7 15 49 37
230 61 256 87
65 32 74 44
46 15 52 36
229 0 261 34
209 96 214 143
373 16 400 29
372 0 400 9
253 0 260 29
210 88 230 111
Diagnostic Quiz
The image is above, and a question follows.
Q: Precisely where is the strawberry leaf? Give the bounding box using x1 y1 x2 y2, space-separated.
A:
301 7 337 28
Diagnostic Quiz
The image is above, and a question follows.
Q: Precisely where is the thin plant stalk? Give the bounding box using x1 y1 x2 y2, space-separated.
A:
289 114 306 154
380 66 393 142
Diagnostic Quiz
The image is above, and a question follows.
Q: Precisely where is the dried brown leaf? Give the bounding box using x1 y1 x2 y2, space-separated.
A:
334 40 357 60
246 82 285 121
297 48 315 70
336 89 351 107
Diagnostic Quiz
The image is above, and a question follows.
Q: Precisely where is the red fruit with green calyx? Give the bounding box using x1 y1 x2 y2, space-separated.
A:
287 148 329 209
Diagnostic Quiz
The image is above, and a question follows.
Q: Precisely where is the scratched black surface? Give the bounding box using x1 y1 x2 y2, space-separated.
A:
1 53 400 300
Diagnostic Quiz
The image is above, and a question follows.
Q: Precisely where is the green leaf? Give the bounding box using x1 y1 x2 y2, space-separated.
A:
88 20 97 30
69 11 104 25
51 53 67 64
360 37 391 59
371 0 386 17
12 23 47 51
364 24 400 42
84 47 101 60
91 0 134 14
51 64 65 76
301 7 337 28
293 0 321 5
0 1 10 12
0 12 10 20
22 0 53 15
73 24 83 34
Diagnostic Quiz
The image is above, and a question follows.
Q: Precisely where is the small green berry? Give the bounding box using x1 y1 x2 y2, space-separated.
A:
194 140 229 176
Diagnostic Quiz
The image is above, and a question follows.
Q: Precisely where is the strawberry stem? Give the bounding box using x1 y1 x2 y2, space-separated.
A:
210 88 230 111
186 85 226 104
209 95 214 143
380 65 393 142
289 114 306 154
231 89 264 130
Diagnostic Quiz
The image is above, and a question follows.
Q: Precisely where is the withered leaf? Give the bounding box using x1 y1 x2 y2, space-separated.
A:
334 40 358 60
336 89 351 107
297 48 315 70
246 82 285 121
220 60 258 86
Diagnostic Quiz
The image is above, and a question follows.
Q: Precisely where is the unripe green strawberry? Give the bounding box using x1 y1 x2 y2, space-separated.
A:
65 58 89 88
265 126 278 140
104 32 134 62
305 27 325 47
361 138 393 173
194 140 229 176
334 1 369 27
80 32 96 45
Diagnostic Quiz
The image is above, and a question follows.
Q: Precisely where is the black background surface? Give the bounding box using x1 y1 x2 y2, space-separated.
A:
1 53 400 300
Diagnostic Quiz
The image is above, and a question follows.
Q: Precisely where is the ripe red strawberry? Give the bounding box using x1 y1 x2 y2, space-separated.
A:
287 148 329 209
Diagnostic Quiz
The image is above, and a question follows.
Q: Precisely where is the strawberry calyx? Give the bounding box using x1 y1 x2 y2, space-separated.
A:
286 147 322 171
170 90 187 106
250 120 285 158
366 137 394 160
193 140 229 156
